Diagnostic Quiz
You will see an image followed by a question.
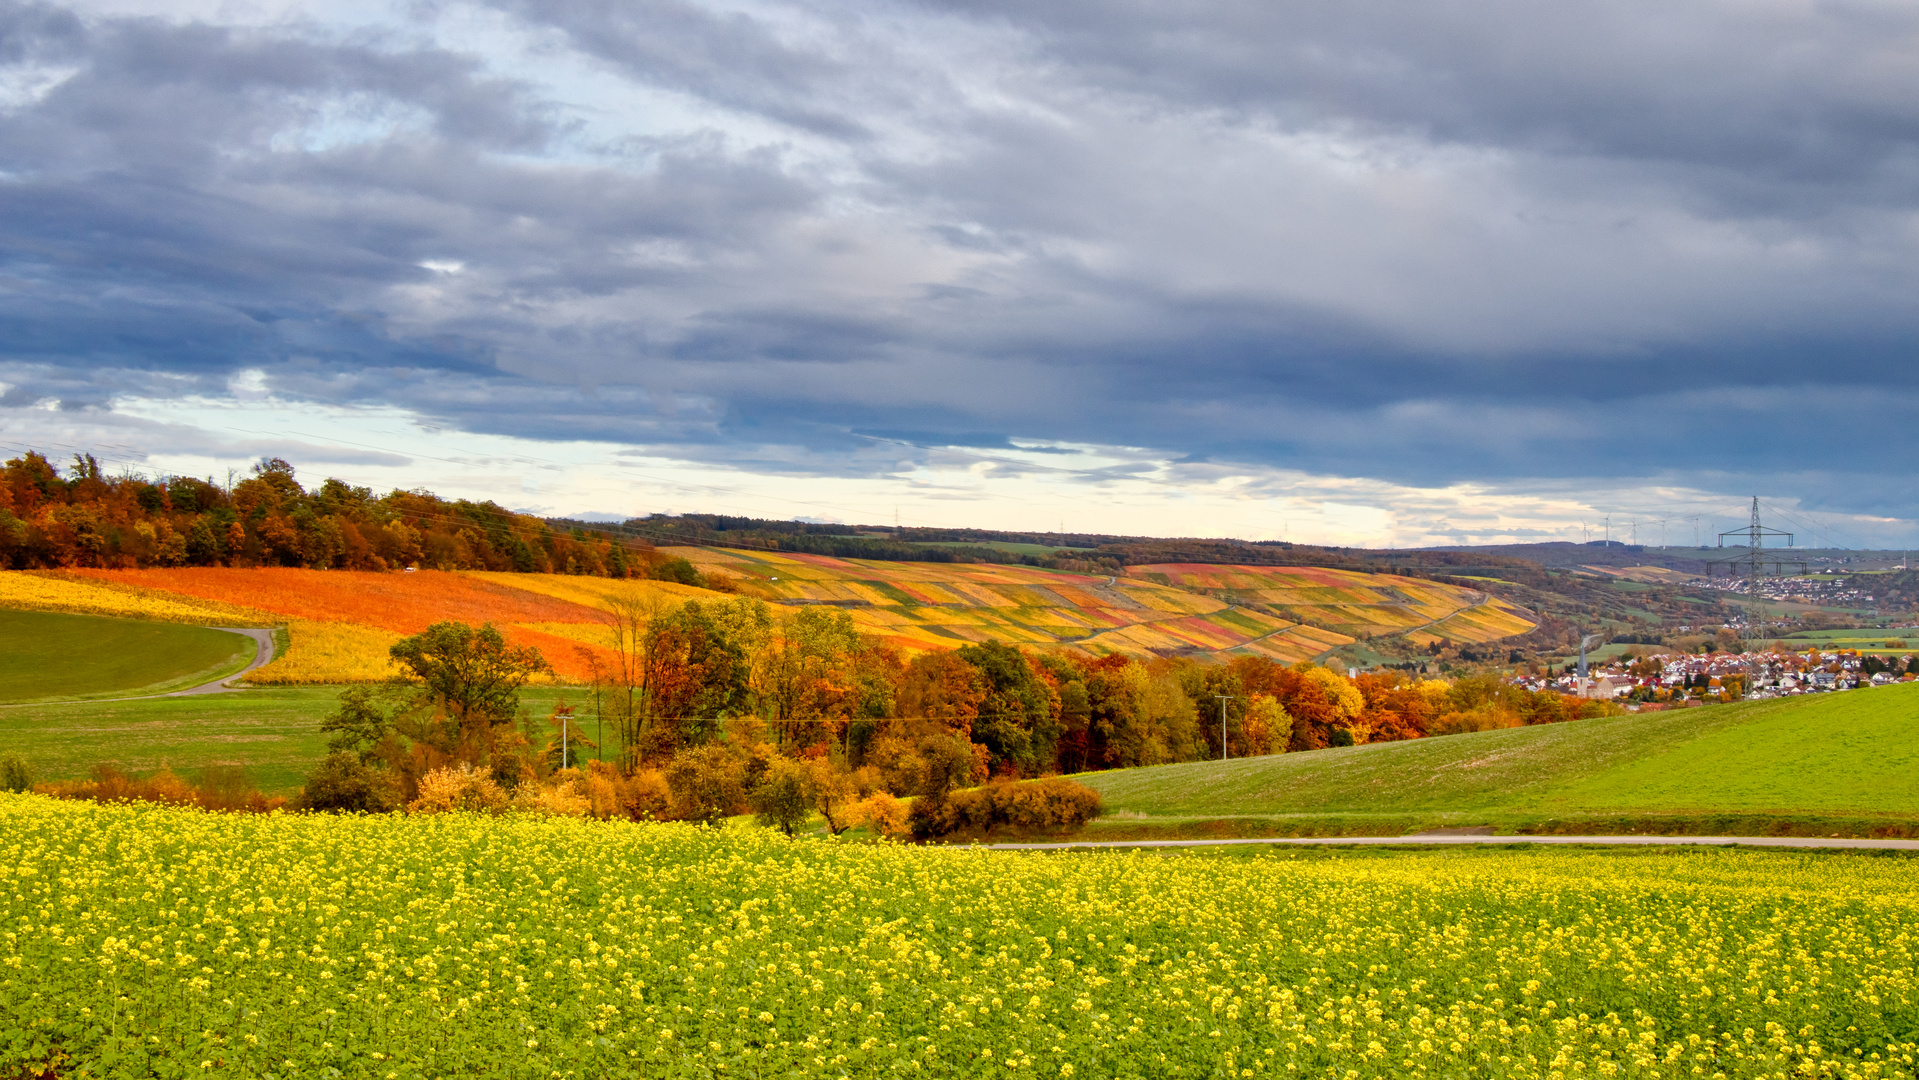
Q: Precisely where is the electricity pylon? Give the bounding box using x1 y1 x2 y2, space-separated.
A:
1709 498 1801 633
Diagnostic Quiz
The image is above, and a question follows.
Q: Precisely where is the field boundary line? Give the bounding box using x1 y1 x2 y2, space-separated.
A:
988 834 1919 851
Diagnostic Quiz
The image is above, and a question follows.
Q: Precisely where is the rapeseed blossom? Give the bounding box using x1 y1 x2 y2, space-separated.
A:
0 793 1914 1078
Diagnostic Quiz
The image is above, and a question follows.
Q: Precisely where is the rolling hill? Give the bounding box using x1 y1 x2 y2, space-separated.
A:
670 547 1534 659
0 609 258 703
1129 562 1536 647
1075 682 1919 838
0 550 1538 685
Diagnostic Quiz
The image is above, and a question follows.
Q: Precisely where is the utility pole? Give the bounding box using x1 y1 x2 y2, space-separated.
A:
1214 694 1237 761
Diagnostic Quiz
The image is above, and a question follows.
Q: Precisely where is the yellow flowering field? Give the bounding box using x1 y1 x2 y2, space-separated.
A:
2 795 1915 1080
0 571 273 626
247 620 403 684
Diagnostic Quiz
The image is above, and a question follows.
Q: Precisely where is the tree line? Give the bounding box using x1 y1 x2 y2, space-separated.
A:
298 594 1618 835
0 452 682 577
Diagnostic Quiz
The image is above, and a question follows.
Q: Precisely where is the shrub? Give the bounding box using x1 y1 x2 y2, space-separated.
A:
39 764 287 812
511 772 590 816
0 755 32 794
664 744 748 825
408 765 508 814
991 776 1103 830
296 753 402 813
575 761 671 821
912 777 1103 839
1429 706 1524 736
749 757 815 836
848 792 908 838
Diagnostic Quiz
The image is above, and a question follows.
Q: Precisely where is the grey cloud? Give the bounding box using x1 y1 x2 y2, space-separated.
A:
924 0 1919 202
1 0 1917 532
488 0 875 138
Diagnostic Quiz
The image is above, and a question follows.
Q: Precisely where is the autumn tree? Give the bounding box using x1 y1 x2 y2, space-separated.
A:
758 606 862 751
955 640 1059 775
749 756 815 836
598 588 672 768
388 621 552 761
642 600 750 756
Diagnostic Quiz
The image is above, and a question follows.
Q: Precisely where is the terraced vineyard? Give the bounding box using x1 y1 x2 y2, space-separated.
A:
668 547 1352 660
1130 563 1535 646
1 553 1537 687
5 569 696 683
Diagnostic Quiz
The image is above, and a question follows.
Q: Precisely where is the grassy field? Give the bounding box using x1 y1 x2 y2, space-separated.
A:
0 608 257 703
1078 683 1919 837
5 796 1915 1079
0 685 593 794
1778 629 1919 652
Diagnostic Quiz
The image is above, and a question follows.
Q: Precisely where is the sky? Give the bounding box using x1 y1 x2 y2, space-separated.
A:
1 0 1915 548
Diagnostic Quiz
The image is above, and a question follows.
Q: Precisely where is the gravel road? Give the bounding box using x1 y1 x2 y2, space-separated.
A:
989 834 1919 851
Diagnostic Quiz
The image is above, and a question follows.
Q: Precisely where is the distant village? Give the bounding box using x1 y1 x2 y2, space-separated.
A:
1679 572 1885 609
1510 646 1918 708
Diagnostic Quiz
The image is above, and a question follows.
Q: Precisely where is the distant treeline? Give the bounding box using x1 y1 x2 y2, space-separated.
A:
611 513 1562 580
0 451 672 576
608 514 1128 573
3 448 1515 579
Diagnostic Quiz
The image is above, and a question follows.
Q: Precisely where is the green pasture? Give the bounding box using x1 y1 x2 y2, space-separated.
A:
1779 629 1919 651
906 540 1097 555
1078 683 1919 836
0 685 593 795
0 608 256 703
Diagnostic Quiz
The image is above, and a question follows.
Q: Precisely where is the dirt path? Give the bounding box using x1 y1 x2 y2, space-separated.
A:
157 628 276 698
990 834 1919 852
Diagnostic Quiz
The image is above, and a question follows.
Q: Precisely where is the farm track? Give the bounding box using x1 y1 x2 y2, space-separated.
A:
989 833 1919 851
0 626 276 707
154 628 276 698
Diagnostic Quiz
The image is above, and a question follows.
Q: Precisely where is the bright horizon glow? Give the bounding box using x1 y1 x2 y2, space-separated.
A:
0 393 1900 551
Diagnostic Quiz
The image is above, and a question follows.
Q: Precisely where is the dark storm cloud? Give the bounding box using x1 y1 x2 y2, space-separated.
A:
926 0 1919 202
4 0 1919 527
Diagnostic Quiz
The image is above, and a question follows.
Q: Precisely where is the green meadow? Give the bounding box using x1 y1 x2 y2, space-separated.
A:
0 685 594 795
0 608 256 703
1077 683 1919 837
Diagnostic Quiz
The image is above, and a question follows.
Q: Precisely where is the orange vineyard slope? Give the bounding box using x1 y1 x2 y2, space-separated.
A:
1129 563 1535 644
54 554 1538 683
70 568 621 681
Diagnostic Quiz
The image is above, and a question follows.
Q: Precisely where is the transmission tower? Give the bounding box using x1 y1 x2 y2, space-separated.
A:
1708 497 1803 633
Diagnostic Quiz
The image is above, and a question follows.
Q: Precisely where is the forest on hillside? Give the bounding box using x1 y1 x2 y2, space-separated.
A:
0 452 666 577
